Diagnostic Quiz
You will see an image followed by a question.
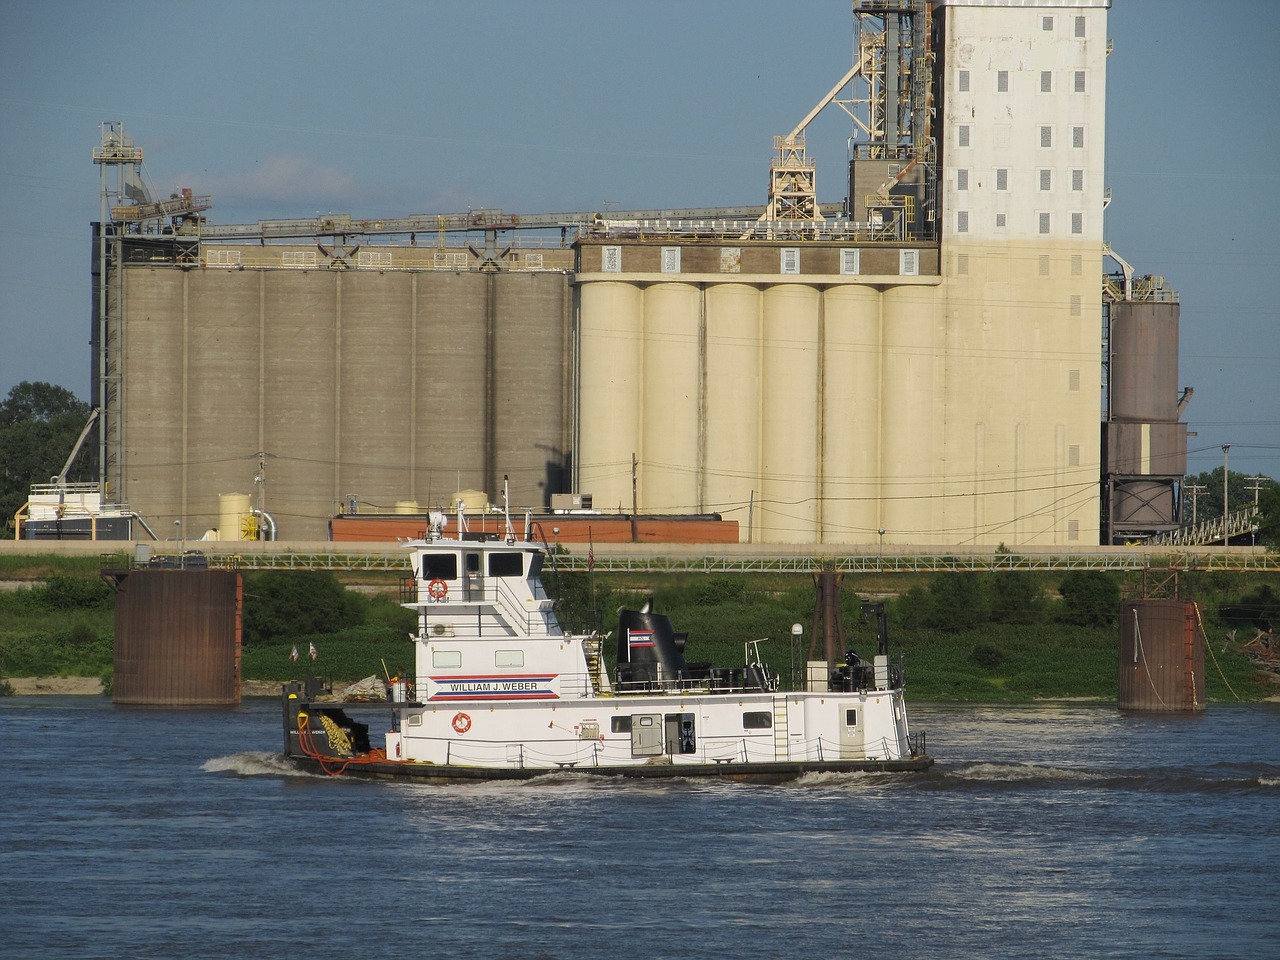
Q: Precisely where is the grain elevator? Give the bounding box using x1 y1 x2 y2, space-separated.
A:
87 0 1188 546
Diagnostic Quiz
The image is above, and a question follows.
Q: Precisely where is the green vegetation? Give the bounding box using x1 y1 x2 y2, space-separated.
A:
0 556 1276 702
0 576 115 688
0 382 95 539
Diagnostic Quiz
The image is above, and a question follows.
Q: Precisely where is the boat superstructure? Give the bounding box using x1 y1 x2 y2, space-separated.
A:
282 511 930 780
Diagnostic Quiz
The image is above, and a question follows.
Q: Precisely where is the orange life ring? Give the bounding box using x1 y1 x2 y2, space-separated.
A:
427 578 448 600
452 712 472 734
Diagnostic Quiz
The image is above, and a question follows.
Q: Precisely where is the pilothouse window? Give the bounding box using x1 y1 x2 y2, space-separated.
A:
488 552 524 577
422 553 458 580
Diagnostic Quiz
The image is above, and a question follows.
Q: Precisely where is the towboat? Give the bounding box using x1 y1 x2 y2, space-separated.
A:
281 512 931 781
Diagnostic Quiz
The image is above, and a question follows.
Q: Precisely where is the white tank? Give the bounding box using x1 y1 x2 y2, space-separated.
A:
822 285 882 542
578 282 642 510
703 284 760 541
641 283 701 513
760 285 820 542
880 286 941 543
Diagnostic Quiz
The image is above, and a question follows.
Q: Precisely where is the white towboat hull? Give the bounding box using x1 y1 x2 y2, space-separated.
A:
280 510 930 780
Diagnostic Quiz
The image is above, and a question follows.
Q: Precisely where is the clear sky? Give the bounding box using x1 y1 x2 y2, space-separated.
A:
1 0 1276 481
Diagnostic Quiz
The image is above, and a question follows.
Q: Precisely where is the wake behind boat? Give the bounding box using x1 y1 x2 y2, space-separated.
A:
281 509 931 781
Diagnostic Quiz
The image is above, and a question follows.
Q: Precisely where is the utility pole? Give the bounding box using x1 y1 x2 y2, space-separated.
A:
1186 483 1207 527
630 453 638 543
1245 476 1268 507
1245 476 1269 546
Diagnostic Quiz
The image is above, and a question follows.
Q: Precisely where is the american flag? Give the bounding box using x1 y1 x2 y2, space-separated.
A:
289 645 299 662
309 642 318 661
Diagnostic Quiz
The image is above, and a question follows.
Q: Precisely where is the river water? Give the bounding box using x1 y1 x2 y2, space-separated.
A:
1 697 1276 959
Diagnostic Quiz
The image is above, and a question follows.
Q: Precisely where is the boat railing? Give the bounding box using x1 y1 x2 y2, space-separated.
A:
407 577 558 636
490 575 555 636
612 676 773 696
909 730 927 759
803 734 905 763
426 731 910 769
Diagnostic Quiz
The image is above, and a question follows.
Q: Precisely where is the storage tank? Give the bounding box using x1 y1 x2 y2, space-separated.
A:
578 282 643 509
394 500 422 515
1117 599 1204 712
113 569 242 705
452 489 489 512
1110 301 1180 422
880 285 941 541
641 283 700 512
822 285 882 540
703 283 760 540
219 493 252 541
340 272 414 505
760 285 820 540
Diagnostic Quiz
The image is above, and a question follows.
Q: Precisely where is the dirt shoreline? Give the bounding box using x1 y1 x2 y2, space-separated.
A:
4 677 285 697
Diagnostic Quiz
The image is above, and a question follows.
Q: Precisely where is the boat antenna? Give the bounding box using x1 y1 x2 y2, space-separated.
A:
503 474 515 543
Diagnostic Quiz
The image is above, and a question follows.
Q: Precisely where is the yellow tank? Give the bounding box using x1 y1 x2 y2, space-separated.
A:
218 493 252 542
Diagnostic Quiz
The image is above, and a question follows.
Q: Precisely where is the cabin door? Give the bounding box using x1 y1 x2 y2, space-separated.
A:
665 712 696 755
463 551 482 600
630 713 663 757
836 703 865 759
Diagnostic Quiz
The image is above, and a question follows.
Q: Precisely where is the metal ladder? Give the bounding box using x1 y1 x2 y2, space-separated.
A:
773 697 790 761
582 636 609 697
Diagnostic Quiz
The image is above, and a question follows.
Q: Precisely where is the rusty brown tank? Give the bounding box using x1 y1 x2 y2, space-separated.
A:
1117 599 1204 712
112 569 242 705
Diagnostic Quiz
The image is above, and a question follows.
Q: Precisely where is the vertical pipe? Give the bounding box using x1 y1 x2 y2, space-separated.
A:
334 274 343 513
485 272 497 497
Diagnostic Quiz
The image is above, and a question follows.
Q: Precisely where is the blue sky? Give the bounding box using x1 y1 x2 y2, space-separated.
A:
1 0 1276 480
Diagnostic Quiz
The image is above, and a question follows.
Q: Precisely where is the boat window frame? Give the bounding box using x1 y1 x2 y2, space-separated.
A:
432 649 462 669
488 551 525 578
421 552 459 581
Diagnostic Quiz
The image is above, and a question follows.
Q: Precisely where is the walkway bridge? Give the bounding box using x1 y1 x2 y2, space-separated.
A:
1147 507 1260 548
144 544 1278 574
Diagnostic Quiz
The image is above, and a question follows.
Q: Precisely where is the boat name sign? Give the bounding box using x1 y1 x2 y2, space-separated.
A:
428 674 559 701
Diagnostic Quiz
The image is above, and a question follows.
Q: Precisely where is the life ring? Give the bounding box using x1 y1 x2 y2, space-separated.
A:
427 578 449 600
451 712 472 734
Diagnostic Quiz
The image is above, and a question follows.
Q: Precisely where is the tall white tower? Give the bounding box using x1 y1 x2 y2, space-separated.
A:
931 0 1110 544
